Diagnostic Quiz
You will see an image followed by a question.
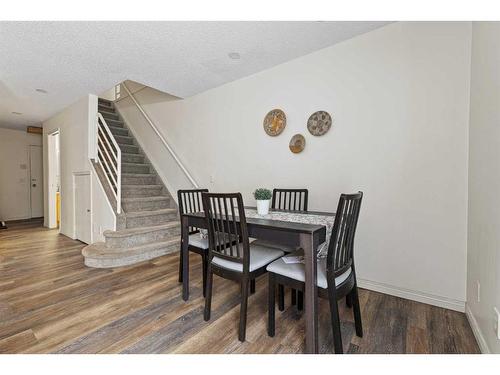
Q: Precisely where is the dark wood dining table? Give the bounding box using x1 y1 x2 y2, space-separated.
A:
180 207 332 354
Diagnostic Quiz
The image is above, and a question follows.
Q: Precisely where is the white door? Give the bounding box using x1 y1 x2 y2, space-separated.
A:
74 174 92 244
29 145 44 218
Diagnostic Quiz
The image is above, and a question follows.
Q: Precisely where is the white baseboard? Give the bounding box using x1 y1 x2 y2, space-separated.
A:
357 278 465 312
465 304 490 353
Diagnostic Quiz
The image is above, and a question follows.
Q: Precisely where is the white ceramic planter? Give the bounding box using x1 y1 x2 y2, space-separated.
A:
256 199 270 215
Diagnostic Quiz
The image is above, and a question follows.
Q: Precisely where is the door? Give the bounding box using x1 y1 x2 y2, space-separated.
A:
29 145 43 218
74 174 91 244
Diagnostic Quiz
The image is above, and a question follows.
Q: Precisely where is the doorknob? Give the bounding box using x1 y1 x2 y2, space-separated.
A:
87 209 91 213
32 184 36 187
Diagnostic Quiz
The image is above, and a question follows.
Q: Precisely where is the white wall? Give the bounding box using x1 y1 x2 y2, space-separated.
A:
116 83 191 202
116 22 472 310
0 127 42 220
466 22 500 354
42 94 115 242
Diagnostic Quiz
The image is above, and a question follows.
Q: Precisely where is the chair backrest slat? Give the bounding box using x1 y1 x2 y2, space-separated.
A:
177 189 209 234
327 192 363 279
202 192 250 271
272 188 309 212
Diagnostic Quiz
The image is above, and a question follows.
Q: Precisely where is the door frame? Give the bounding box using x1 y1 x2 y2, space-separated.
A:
47 129 61 230
73 171 92 243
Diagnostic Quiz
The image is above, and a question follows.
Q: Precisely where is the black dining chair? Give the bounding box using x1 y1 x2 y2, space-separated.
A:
253 188 309 311
267 192 363 354
202 192 285 342
177 189 209 296
272 188 309 212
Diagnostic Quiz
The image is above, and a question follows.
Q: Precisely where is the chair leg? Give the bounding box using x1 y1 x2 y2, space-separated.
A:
178 246 184 283
278 284 285 311
328 287 343 354
201 254 208 298
268 273 276 337
351 286 363 337
297 290 303 311
291 288 297 305
250 279 256 294
239 279 249 342
204 263 213 321
346 294 353 308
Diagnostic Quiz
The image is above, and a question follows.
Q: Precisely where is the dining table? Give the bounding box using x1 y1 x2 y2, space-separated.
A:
180 206 335 354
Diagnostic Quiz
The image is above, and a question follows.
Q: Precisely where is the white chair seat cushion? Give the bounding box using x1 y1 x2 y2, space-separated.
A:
250 239 297 253
188 234 209 249
212 243 285 273
266 256 352 289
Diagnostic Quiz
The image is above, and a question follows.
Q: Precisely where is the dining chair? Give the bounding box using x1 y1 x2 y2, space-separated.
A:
254 188 309 311
202 192 285 342
272 188 309 212
267 192 363 354
177 189 209 296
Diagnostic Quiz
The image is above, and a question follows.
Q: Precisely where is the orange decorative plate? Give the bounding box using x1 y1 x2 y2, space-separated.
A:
289 134 306 154
263 109 286 136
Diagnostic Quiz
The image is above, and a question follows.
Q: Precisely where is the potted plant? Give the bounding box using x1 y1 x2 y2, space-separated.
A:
254 188 272 215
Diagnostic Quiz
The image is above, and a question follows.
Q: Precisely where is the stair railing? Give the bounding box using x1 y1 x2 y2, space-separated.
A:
96 112 122 213
121 82 199 188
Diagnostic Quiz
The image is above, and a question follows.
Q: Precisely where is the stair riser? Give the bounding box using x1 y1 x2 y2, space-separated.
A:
98 104 114 112
115 135 134 145
122 154 144 164
98 107 113 113
126 212 178 228
122 186 162 198
105 119 124 128
110 127 129 137
101 112 119 121
84 241 179 268
119 144 140 154
122 164 150 174
122 198 171 212
122 175 157 185
105 226 181 248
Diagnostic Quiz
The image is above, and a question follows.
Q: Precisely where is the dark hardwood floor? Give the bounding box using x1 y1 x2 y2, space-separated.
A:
0 220 479 354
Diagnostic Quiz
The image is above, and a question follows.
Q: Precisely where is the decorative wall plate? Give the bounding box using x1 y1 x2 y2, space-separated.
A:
263 109 286 136
289 134 306 154
307 111 332 136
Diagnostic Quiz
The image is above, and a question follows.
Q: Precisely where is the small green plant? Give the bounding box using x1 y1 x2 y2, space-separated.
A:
254 188 272 201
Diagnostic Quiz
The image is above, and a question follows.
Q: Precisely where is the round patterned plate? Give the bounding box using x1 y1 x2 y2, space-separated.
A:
307 111 332 136
263 109 286 136
289 134 306 154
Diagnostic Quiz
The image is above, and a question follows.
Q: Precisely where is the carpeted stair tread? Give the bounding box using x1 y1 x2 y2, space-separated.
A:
103 222 180 238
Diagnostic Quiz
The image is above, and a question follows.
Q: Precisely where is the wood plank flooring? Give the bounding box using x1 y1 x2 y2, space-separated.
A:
0 220 480 354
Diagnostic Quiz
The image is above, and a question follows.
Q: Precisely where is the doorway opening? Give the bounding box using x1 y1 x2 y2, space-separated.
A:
47 130 61 229
29 145 44 219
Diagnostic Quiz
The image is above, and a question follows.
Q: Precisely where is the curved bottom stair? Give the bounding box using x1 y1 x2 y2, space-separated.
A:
82 97 181 268
82 237 180 268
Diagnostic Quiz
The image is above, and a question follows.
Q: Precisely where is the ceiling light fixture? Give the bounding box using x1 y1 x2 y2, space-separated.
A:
12 111 22 115
228 52 241 60
35 88 48 94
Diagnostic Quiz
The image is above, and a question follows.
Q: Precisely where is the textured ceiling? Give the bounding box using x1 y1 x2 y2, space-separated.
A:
0 21 390 130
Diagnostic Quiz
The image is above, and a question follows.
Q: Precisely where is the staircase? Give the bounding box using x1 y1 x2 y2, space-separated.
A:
82 98 181 268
